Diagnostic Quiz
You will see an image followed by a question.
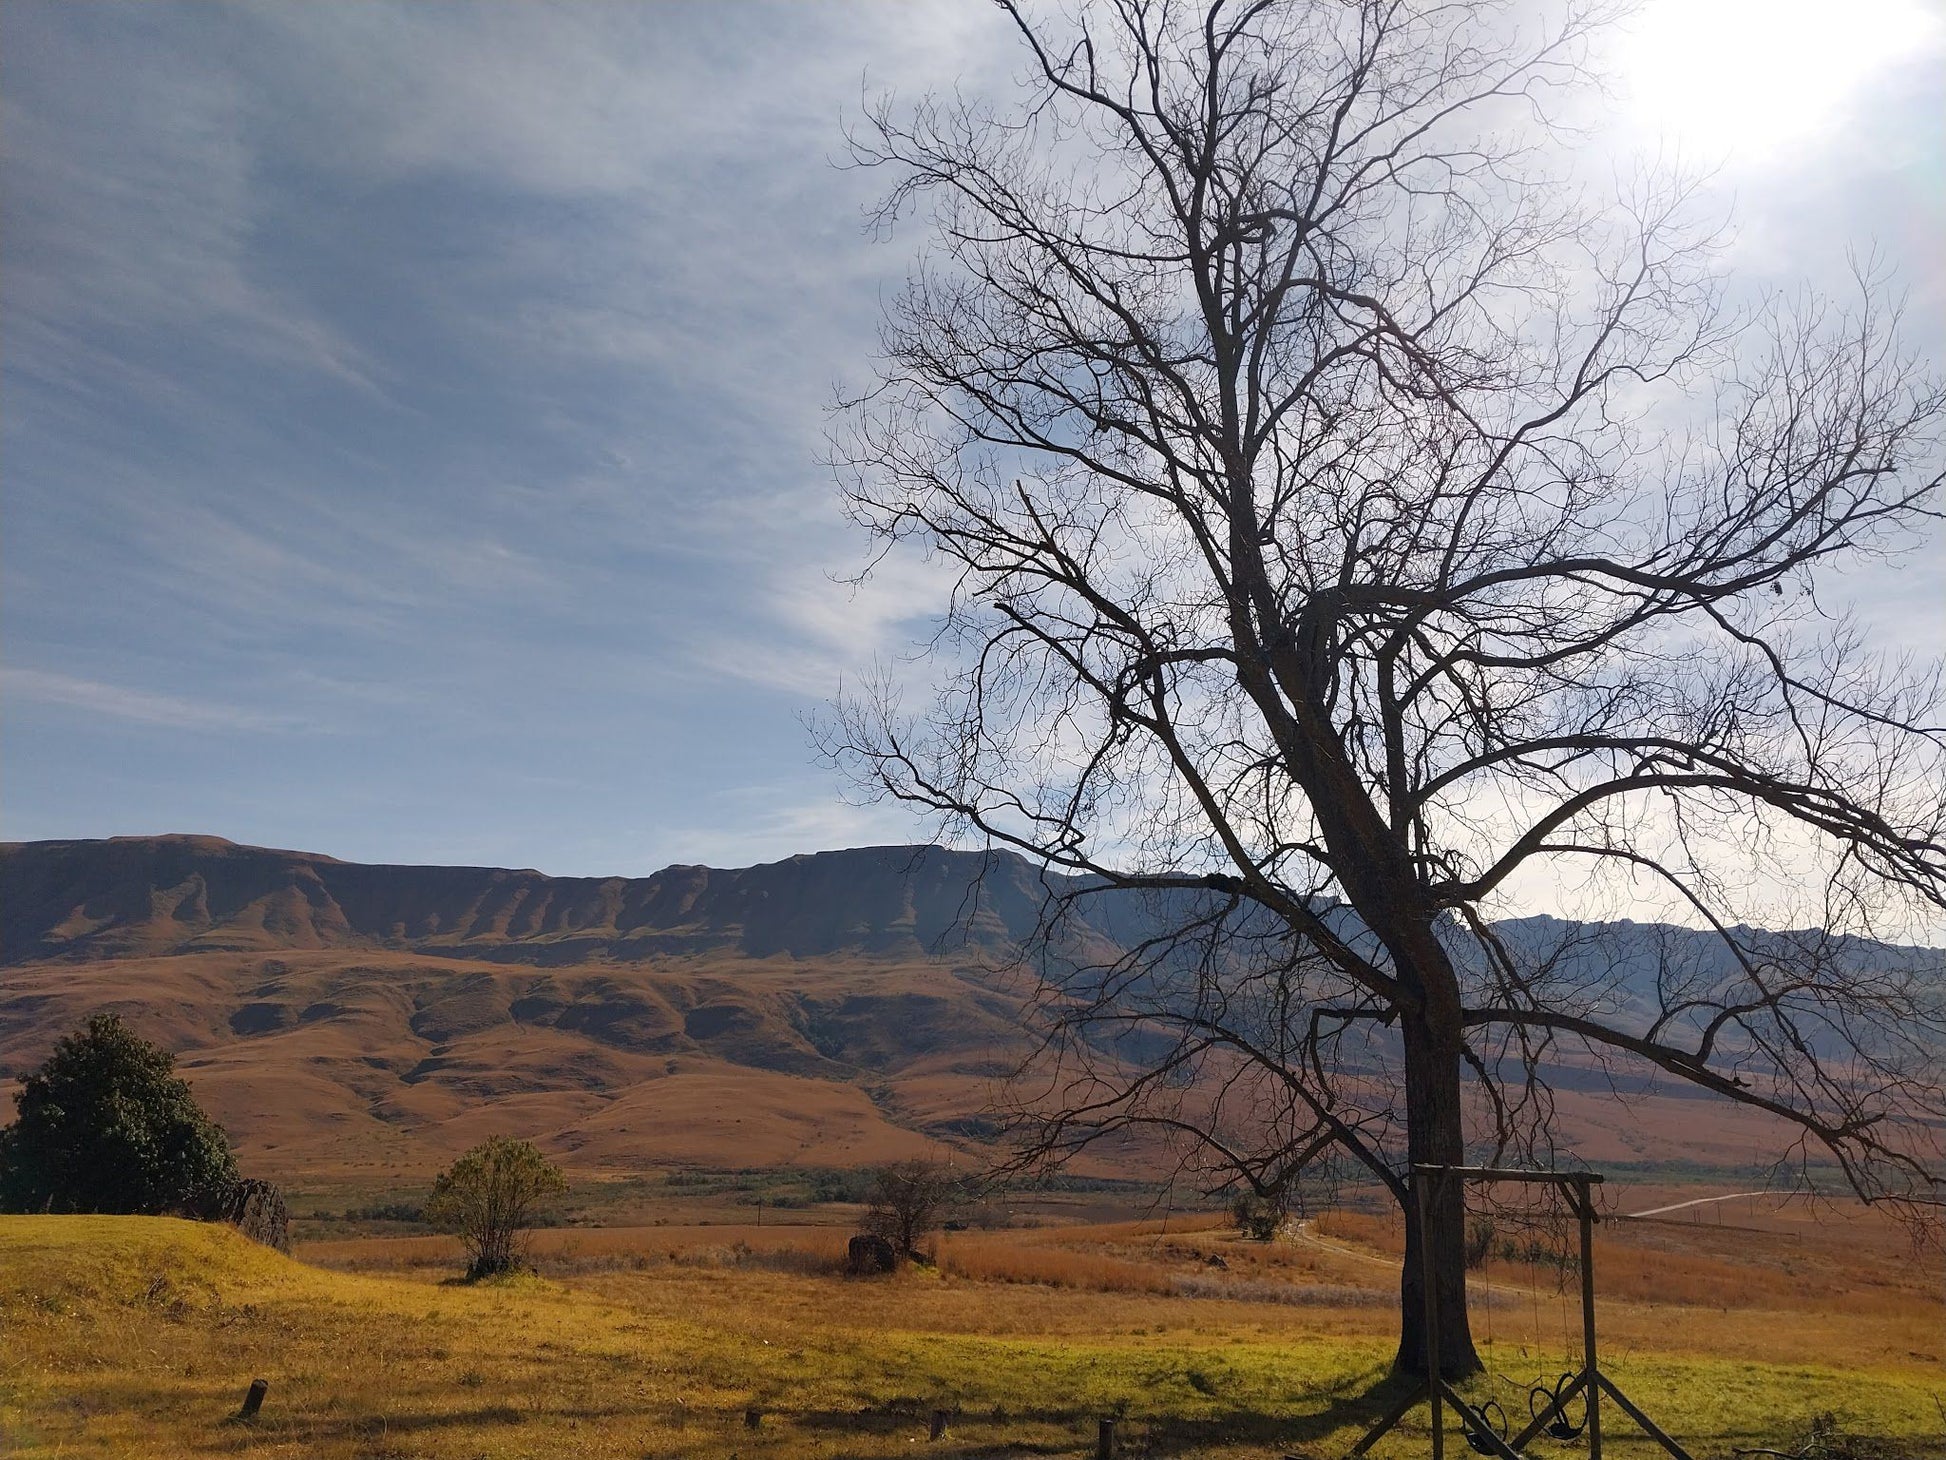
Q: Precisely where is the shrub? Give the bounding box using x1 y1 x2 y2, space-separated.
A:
424 1137 567 1280
812 1170 874 1204
1230 1190 1286 1241
1464 1214 1497 1269
342 1201 427 1224
0 1014 237 1216
860 1159 958 1259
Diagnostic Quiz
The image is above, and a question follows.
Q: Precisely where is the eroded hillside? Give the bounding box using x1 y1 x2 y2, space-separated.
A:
0 836 1101 964
0 946 1027 1175
3 836 1937 1182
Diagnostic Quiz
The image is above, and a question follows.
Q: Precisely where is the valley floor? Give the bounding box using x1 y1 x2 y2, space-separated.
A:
1 1211 1940 1459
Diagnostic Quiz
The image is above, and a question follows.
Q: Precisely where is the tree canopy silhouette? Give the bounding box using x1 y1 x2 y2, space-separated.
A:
0 1013 238 1217
831 0 1946 1375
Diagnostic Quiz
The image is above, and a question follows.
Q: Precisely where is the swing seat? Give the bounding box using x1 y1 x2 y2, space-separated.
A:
1462 1398 1511 1455
1529 1373 1588 1443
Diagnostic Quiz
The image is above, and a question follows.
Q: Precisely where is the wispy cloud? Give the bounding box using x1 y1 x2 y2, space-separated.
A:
651 785 939 872
690 552 954 699
2 1 1937 885
3 668 291 732
2 10 378 398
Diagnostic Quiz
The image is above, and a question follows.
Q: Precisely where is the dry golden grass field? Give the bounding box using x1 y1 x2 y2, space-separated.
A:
4 1191 1940 1460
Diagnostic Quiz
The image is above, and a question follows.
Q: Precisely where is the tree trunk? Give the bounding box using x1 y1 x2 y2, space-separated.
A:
1394 1013 1481 1378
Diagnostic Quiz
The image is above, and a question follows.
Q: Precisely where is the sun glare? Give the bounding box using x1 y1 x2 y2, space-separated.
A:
1616 0 1942 163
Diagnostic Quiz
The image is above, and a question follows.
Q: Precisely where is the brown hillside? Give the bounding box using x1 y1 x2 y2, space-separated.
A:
0 837 1090 1179
0 945 1026 1177
2 835 1925 1184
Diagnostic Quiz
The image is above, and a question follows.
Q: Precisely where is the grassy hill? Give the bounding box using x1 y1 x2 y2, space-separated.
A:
2 1214 1939 1459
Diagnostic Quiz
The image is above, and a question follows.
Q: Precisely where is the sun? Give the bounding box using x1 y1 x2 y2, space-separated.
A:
1614 0 1942 163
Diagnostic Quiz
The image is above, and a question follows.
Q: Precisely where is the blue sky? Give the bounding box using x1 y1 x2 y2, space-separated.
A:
3 1 1942 879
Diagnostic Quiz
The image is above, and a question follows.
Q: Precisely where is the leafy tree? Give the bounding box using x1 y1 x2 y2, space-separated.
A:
0 1013 237 1215
424 1137 567 1279
833 0 1946 1376
861 1159 958 1259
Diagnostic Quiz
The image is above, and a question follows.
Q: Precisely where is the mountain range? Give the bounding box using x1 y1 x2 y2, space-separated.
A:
2 835 1935 1185
0 835 1113 965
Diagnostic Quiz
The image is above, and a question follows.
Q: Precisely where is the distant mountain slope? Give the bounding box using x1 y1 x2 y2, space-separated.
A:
0 836 1100 965
2 836 1937 1182
0 837 1107 1177
0 945 1030 1175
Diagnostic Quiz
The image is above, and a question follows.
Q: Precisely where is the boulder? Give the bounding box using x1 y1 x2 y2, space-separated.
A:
846 1232 898 1275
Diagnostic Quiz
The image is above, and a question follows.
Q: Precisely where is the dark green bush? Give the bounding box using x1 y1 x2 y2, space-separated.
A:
0 1014 237 1216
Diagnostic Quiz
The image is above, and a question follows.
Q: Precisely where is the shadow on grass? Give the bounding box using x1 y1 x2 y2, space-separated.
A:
208 1377 1883 1460
237 1371 1418 1456
785 1361 1411 1457
211 1401 631 1451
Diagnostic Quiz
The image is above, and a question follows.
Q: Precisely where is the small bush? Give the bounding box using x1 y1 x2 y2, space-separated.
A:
1230 1191 1286 1241
343 1201 427 1224
425 1137 567 1280
1464 1214 1496 1269
812 1171 874 1203
1490 1229 1572 1270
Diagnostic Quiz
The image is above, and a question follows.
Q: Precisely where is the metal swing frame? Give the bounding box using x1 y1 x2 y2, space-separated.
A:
1350 1165 1695 1460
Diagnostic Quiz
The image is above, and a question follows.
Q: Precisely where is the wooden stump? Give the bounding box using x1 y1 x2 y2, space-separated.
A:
237 1379 268 1420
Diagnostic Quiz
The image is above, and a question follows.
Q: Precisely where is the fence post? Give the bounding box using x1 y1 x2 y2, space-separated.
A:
1418 1171 1444 1460
237 1379 268 1420
1579 1180 1602 1460
1097 1416 1117 1460
931 1408 949 1440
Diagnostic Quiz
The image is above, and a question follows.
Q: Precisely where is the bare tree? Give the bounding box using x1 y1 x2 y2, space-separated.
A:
861 1158 959 1259
830 0 1946 1376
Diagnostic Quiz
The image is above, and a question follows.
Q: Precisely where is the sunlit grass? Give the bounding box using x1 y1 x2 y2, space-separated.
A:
1 1216 1939 1458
